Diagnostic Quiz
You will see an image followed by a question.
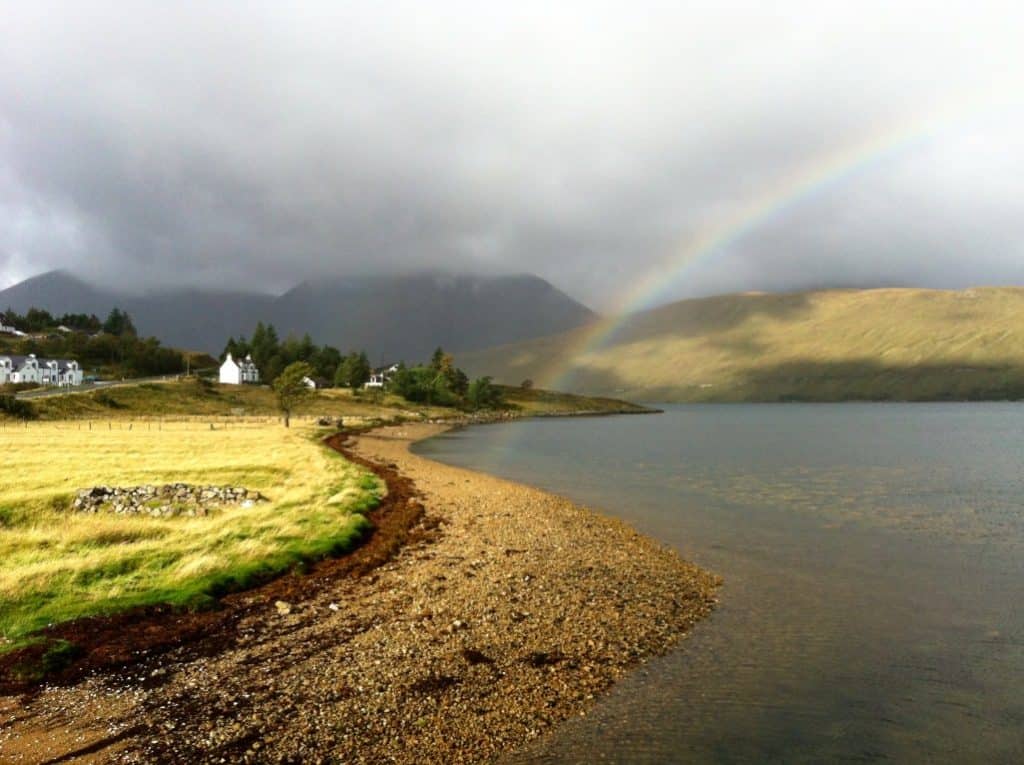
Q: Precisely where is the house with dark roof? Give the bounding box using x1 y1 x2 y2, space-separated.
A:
0 354 83 386
219 353 261 385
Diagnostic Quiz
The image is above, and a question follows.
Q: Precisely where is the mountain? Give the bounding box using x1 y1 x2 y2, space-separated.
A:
459 287 1024 402
0 270 110 315
273 273 595 362
0 270 595 360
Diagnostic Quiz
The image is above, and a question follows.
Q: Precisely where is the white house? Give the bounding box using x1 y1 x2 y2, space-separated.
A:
302 376 318 389
9 354 39 384
0 354 82 386
365 363 399 389
219 353 261 385
0 323 26 337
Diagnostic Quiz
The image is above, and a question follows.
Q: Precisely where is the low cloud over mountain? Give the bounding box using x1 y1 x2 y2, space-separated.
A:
3 4 1024 310
0 270 595 360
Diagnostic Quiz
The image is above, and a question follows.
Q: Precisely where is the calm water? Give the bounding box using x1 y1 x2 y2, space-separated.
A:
414 404 1024 763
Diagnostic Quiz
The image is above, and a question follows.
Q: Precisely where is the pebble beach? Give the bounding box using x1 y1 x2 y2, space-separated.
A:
0 422 719 763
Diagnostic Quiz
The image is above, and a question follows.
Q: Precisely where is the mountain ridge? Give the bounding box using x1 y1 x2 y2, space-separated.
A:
0 270 595 360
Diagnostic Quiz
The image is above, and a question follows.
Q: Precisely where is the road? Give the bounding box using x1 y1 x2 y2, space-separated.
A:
14 376 183 400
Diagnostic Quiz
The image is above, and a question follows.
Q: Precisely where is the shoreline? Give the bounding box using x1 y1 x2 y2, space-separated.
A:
1 420 718 764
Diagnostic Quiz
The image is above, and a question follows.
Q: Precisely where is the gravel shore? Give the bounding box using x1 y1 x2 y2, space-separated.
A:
0 423 719 764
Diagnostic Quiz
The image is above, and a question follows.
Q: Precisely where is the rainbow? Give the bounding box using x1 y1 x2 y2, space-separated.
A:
543 94 1005 392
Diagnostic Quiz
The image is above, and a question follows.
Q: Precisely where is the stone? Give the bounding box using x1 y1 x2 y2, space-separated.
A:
68 483 266 517
275 601 293 616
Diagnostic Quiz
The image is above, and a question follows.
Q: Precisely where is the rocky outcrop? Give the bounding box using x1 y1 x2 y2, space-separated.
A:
71 484 266 518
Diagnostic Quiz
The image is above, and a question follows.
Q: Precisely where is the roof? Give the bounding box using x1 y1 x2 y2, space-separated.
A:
0 354 79 369
221 354 258 371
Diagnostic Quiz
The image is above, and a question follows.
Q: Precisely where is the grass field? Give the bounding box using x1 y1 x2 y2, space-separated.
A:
0 421 381 653
26 378 451 421
8 377 650 421
461 287 1024 402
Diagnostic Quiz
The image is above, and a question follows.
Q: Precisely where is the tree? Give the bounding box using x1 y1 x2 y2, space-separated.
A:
334 350 371 389
352 351 372 389
25 307 55 332
430 349 469 396
391 364 457 405
430 346 445 371
272 361 315 428
520 379 534 390
58 312 101 332
312 345 342 381
250 322 280 368
102 307 136 337
263 353 286 385
297 333 316 362
467 376 504 410
447 365 470 397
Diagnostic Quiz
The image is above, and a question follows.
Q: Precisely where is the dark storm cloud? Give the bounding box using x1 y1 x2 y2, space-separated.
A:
2 2 1024 309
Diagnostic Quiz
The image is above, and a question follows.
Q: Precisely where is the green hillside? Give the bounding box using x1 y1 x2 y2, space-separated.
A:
460 287 1024 402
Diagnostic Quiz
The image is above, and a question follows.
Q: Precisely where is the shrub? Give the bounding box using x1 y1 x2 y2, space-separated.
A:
390 366 458 406
467 376 505 410
92 390 125 409
0 395 36 420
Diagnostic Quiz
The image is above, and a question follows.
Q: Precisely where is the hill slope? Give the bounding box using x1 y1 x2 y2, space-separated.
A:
0 271 594 360
460 287 1024 402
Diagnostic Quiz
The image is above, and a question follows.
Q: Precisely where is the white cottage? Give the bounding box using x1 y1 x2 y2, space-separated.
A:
219 353 261 385
365 363 400 389
10 354 40 384
54 359 84 386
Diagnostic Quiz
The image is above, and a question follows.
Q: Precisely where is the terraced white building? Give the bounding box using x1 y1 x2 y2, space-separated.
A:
0 354 83 387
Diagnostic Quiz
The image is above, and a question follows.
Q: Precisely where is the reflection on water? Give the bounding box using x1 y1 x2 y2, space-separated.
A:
415 404 1024 763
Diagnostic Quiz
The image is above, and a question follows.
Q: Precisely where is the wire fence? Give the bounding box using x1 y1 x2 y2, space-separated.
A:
0 414 371 432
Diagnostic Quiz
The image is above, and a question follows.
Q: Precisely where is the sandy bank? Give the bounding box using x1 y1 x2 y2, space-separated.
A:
0 423 719 764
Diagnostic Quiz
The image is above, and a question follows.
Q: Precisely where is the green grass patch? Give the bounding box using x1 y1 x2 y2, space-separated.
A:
0 422 381 654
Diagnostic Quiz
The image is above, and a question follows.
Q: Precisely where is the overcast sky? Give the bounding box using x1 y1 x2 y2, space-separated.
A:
3 2 1024 311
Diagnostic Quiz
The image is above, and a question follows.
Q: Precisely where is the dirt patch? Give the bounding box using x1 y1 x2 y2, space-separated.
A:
0 430 426 694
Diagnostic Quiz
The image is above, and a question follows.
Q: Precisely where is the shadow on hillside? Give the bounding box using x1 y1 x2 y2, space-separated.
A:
732 359 1024 402
547 358 1024 404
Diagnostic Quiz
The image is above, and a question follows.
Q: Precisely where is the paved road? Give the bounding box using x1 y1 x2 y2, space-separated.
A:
15 376 183 400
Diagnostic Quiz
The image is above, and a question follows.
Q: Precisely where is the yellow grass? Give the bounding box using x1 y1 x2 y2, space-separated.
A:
28 379 453 421
0 421 380 650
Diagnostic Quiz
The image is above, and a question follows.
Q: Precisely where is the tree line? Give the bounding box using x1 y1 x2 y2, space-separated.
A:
388 347 502 409
2 306 189 377
222 322 349 385
223 322 389 390
2 306 136 336
225 323 504 413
